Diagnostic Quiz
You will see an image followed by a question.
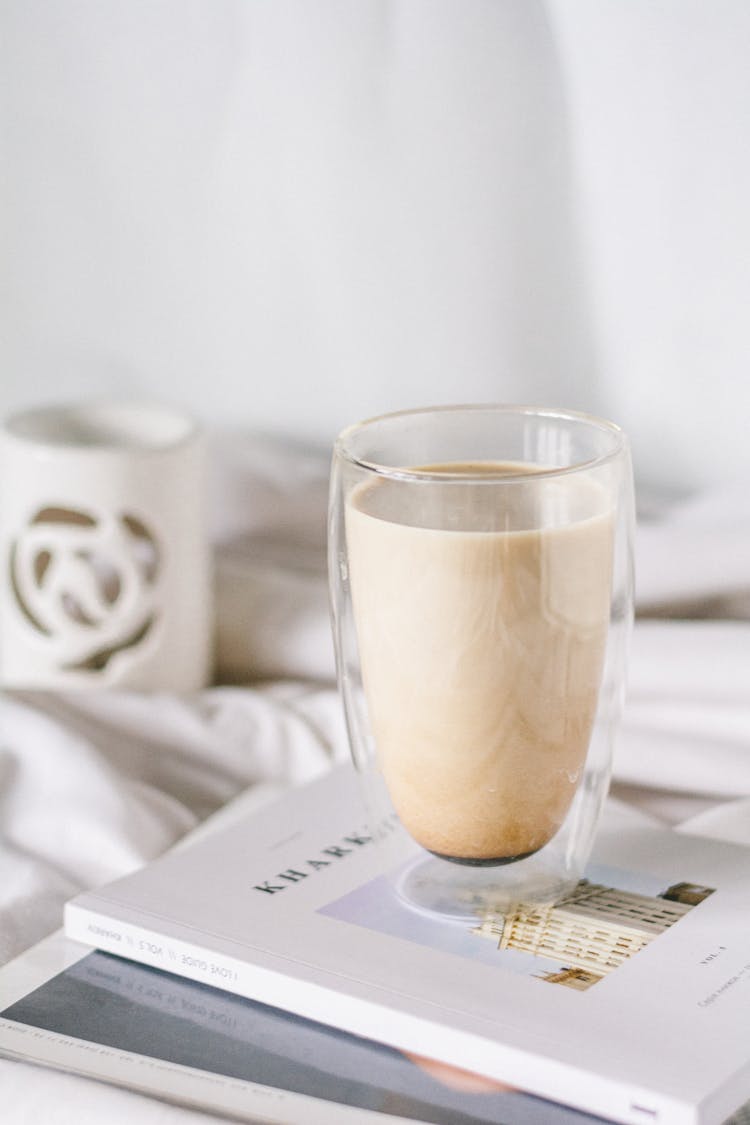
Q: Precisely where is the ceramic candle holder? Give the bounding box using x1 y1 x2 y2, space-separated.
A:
0 400 213 690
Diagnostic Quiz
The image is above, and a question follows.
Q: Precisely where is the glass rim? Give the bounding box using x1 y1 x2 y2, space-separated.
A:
334 403 628 483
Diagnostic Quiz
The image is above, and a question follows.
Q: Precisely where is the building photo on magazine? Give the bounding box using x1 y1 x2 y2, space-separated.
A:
2 3 750 1125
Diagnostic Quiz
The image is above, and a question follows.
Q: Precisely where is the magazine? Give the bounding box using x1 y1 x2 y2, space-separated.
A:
65 765 750 1125
0 929 616 1125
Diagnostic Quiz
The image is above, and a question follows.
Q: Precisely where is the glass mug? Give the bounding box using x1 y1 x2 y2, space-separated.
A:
328 405 634 920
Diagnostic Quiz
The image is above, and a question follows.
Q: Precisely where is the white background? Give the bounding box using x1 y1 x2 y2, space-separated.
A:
2 0 750 493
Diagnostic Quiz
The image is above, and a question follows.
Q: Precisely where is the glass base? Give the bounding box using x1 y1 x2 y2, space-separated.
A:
393 851 576 923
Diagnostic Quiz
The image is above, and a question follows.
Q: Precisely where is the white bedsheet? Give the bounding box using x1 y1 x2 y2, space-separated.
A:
1 432 749 1122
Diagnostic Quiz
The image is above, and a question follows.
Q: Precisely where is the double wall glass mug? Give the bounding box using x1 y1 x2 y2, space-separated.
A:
329 405 634 921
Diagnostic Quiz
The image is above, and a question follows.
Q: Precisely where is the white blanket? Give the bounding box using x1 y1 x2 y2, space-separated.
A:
1 432 749 1122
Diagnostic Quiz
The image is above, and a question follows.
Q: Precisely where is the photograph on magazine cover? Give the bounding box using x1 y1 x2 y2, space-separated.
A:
0 935 613 1125
320 860 716 992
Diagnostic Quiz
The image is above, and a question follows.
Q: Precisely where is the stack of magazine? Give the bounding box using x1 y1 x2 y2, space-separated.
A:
2 764 749 1125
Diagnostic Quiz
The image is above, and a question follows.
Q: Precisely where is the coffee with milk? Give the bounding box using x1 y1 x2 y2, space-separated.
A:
346 462 613 865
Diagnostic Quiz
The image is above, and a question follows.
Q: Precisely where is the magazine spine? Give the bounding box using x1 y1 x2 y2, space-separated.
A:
64 900 305 1005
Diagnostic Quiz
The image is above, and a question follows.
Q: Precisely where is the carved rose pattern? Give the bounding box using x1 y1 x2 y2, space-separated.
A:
9 506 161 672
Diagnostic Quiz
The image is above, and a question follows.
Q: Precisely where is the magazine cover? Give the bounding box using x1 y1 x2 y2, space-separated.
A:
65 766 750 1125
0 931 616 1125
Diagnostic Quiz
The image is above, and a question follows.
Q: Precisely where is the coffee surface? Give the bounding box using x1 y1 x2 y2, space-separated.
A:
346 461 613 863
